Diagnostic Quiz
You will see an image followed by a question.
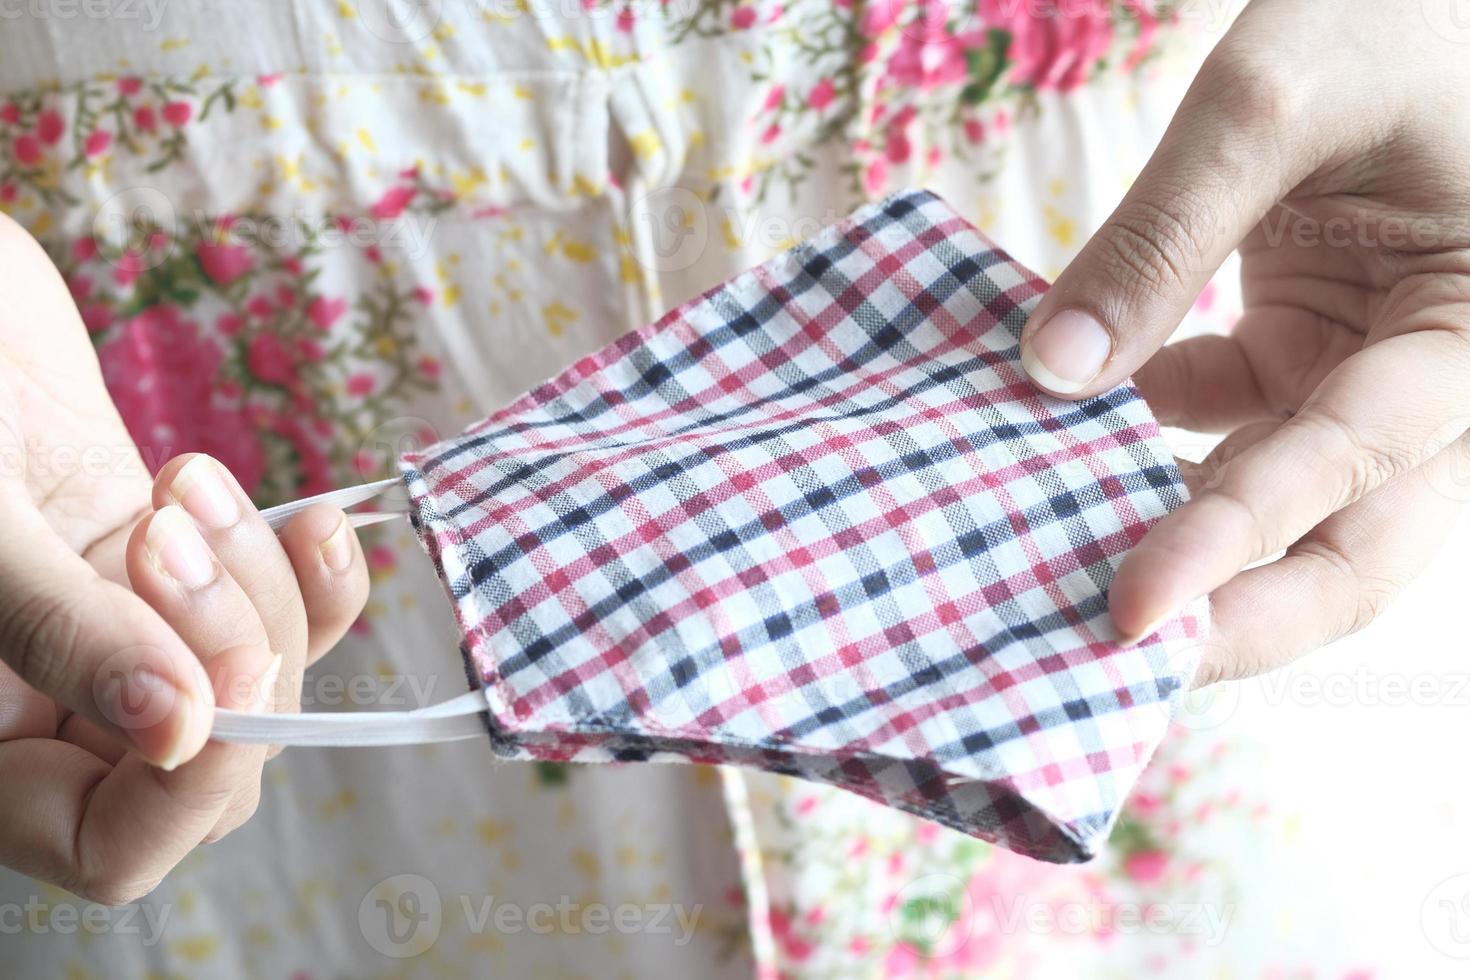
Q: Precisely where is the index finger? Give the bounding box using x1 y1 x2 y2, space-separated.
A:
1110 322 1470 640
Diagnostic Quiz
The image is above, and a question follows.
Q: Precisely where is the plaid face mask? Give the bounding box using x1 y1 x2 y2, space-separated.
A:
214 189 1207 863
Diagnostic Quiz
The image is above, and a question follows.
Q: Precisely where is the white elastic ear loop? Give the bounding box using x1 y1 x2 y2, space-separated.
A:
216 480 490 746
210 689 491 747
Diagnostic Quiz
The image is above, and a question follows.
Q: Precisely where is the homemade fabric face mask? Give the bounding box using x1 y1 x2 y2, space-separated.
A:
215 189 1208 863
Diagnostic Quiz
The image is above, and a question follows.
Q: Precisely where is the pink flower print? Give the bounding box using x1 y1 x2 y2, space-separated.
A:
963 116 985 144
247 295 275 320
1123 849 1170 884
1129 790 1163 816
162 101 193 127
616 6 634 31
71 237 98 262
83 130 111 157
12 134 40 167
370 185 416 220
886 30 971 92
68 275 93 300
80 302 113 333
730 4 756 29
246 332 297 385
352 449 382 477
196 240 254 286
416 355 441 380
98 304 266 494
346 372 375 397
118 76 142 96
133 106 157 132
306 295 348 330
766 908 814 963
215 312 243 336
36 109 64 146
112 251 144 287
762 84 784 111
413 286 433 306
282 255 304 276
864 158 888 196
0 183 15 203
275 284 297 309
982 0 1116 92
257 72 284 87
760 123 781 145
885 130 912 163
367 544 397 571
807 77 835 110
0 103 19 125
297 338 326 362
364 245 383 265
860 0 904 36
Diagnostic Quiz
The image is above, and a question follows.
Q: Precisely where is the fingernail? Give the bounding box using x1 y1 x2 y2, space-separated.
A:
1120 612 1171 648
1021 309 1113 394
252 653 283 714
154 686 202 771
170 456 241 529
319 515 353 573
147 505 218 589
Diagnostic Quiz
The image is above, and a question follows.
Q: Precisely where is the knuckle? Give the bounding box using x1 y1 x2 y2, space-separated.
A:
1290 407 1406 507
203 792 260 844
147 764 238 818
1200 39 1305 136
0 582 91 699
65 868 163 908
1293 538 1397 640
1097 198 1202 301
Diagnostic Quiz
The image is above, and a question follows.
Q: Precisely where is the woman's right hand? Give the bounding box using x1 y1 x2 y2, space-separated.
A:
0 214 370 904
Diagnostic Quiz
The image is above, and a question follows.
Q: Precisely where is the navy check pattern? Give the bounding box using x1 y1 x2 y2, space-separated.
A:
403 189 1207 863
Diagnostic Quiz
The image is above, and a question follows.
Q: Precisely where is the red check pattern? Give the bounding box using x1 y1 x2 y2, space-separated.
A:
402 189 1208 863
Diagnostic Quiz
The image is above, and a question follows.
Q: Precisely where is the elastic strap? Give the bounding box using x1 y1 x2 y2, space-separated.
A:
210 689 490 746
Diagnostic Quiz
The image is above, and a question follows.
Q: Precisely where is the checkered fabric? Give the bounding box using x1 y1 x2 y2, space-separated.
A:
401 189 1208 863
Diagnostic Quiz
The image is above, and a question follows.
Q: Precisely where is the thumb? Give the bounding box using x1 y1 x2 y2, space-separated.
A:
0 490 215 769
1018 50 1299 399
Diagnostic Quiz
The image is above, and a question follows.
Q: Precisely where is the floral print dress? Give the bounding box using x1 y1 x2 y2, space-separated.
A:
0 1 1431 977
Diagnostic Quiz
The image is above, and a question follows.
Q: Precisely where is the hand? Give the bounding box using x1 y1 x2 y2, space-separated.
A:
0 214 370 903
1017 0 1470 685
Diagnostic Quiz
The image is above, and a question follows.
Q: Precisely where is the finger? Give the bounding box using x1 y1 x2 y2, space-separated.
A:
125 506 279 846
277 504 370 666
1133 335 1271 434
152 455 309 711
1173 421 1278 496
1134 305 1363 433
1112 326 1470 639
0 507 279 904
1193 440 1468 685
1018 30 1315 399
0 485 213 769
